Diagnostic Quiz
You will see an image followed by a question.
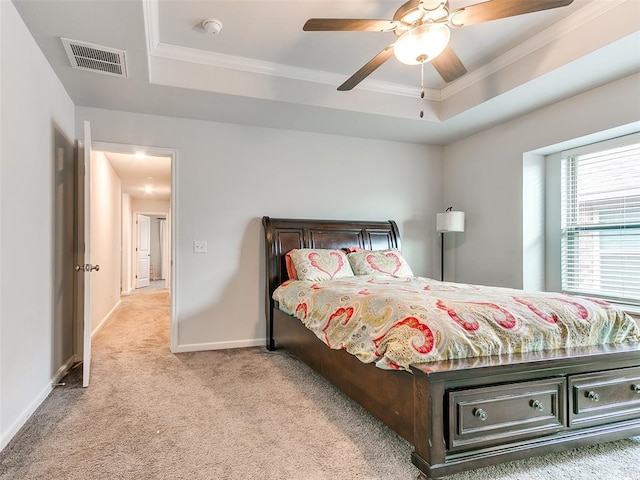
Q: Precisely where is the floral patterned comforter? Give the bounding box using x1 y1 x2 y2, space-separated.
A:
273 276 639 371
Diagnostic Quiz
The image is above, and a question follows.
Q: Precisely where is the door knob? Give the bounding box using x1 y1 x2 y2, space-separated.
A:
75 264 100 272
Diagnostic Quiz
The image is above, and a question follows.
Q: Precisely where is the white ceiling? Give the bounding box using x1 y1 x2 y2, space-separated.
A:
13 0 640 149
103 152 172 200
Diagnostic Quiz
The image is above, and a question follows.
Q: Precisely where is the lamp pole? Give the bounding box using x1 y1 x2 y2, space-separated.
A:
440 232 444 281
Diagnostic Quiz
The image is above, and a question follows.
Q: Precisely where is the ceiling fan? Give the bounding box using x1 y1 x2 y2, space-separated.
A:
303 0 575 91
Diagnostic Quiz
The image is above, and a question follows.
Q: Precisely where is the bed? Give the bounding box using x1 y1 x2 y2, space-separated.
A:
262 216 640 479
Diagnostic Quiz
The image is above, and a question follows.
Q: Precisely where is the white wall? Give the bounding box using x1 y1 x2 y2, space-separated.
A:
0 1 76 449
121 193 133 293
545 152 563 293
442 73 640 289
90 151 122 333
131 198 171 214
75 108 443 352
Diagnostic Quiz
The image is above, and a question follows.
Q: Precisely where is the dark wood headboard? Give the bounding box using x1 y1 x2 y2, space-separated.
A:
262 216 401 350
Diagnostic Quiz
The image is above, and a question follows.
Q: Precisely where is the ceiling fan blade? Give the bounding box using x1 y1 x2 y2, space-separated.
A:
430 46 468 83
450 0 574 27
304 18 397 32
337 44 396 91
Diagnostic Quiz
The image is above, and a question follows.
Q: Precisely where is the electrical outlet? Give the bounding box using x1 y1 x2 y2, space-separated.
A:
193 240 207 253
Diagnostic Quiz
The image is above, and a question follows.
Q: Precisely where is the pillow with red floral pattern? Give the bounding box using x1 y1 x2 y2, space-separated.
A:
347 249 414 278
287 249 354 281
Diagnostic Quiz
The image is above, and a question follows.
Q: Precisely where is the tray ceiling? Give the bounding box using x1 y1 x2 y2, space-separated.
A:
13 0 640 144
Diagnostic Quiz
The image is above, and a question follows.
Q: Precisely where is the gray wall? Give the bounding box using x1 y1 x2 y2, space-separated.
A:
442 73 640 289
1 1 76 449
75 107 443 352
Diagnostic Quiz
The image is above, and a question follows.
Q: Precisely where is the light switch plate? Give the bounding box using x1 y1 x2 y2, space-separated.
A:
194 240 207 253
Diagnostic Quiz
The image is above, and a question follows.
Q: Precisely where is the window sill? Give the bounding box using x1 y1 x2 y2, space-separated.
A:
611 302 640 319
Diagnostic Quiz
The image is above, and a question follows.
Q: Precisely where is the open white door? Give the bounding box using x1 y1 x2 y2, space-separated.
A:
82 121 92 387
76 120 98 388
136 214 151 288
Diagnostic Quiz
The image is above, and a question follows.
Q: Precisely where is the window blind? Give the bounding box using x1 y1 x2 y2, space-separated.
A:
560 138 640 304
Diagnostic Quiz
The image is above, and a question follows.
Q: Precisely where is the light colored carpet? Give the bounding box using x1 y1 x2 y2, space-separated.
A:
1 288 640 480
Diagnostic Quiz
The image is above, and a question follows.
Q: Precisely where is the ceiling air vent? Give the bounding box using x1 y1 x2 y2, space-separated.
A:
61 38 128 78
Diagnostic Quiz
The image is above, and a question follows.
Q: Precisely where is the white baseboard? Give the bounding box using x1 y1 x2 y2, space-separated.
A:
91 299 122 337
171 338 266 353
0 383 51 451
0 355 76 452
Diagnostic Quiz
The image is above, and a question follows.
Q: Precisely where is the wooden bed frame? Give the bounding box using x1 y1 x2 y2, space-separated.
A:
262 216 640 479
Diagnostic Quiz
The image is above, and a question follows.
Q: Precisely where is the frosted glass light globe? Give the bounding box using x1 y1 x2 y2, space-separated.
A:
394 23 451 65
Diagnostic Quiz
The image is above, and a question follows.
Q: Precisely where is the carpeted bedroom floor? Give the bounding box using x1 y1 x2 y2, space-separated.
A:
1 287 639 480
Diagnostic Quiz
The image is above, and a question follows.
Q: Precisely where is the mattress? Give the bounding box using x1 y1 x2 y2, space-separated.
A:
273 276 639 371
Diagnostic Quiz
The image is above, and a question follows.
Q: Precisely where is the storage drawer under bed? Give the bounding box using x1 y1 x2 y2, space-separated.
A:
447 377 566 451
569 366 640 428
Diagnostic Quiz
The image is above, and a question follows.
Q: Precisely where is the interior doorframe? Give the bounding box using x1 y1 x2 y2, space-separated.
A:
92 141 178 353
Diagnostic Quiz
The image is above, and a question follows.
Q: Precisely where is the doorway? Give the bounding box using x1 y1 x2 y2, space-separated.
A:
133 213 169 291
89 142 176 350
146 214 168 289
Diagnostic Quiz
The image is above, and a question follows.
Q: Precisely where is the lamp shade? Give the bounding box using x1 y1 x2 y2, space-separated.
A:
436 211 465 233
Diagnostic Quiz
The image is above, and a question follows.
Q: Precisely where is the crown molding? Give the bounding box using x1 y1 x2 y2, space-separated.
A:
151 41 440 100
143 0 618 106
142 0 160 69
440 0 627 99
143 0 440 101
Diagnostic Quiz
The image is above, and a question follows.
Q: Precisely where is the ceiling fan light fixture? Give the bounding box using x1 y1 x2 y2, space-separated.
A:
393 23 450 65
400 9 424 24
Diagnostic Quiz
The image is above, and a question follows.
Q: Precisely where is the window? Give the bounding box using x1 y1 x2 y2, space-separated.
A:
560 134 640 305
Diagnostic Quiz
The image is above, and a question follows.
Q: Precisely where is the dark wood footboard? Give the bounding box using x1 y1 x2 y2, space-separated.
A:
409 343 640 478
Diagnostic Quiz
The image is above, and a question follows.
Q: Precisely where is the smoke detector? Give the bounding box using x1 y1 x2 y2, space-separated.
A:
202 18 223 34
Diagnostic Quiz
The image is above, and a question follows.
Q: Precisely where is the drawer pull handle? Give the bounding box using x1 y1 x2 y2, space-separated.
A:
473 408 488 421
632 384 640 394
587 391 600 402
530 399 544 411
